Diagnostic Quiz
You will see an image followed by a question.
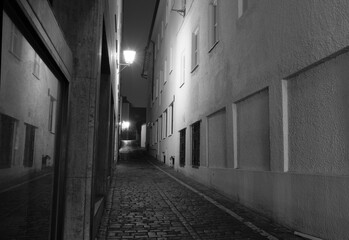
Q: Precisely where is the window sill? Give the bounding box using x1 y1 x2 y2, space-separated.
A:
9 50 21 61
180 164 185 168
208 41 219 53
32 73 40 80
191 64 199 73
192 165 200 169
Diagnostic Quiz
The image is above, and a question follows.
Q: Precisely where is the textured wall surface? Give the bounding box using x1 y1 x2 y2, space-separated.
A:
207 109 226 168
237 89 270 171
288 52 349 175
146 1 349 239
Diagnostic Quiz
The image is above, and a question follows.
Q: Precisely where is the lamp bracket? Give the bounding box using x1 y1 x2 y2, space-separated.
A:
117 62 130 73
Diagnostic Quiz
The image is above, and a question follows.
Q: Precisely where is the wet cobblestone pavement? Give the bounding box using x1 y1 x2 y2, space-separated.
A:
97 154 304 240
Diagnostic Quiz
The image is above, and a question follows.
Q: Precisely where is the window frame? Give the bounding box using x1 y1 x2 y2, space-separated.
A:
180 51 185 87
191 121 201 167
179 128 186 167
191 27 199 72
209 0 219 52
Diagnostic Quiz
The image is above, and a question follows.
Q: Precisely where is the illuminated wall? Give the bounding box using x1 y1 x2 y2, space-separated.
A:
144 1 349 239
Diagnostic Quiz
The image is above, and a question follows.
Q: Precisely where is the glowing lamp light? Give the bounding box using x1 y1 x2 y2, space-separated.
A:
121 121 130 130
123 50 136 64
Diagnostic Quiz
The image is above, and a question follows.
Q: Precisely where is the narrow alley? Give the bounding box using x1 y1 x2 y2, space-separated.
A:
97 144 303 240
2 1 349 239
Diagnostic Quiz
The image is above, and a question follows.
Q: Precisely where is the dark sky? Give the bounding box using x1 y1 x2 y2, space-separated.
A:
121 0 157 108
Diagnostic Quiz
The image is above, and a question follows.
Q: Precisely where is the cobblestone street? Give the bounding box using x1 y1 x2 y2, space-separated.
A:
97 154 304 240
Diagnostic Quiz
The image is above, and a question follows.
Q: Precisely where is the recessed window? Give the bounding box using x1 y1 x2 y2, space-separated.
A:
191 27 199 71
169 46 173 74
158 117 162 142
10 23 22 59
48 96 57 133
33 52 40 79
157 34 160 50
191 121 200 167
165 0 170 26
114 14 118 32
164 59 168 83
155 120 158 143
155 77 159 98
167 103 174 136
159 90 162 106
161 21 164 39
180 51 185 87
238 0 248 18
209 0 219 50
162 110 167 139
179 128 186 167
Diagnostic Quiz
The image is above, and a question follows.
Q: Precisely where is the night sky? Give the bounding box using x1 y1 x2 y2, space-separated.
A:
121 0 157 107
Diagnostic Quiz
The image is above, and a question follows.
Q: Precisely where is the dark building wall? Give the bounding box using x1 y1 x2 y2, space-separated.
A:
0 0 122 239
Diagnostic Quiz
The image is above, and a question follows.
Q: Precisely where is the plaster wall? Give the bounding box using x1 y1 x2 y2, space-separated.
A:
288 52 349 175
146 1 349 239
207 108 226 168
236 89 270 171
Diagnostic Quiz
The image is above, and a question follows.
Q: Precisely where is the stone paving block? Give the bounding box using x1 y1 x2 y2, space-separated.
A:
97 155 305 240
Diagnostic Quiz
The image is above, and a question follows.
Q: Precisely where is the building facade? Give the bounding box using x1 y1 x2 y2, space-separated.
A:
144 0 349 239
0 0 122 239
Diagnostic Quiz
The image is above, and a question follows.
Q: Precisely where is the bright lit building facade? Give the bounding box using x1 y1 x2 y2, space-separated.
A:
143 1 349 239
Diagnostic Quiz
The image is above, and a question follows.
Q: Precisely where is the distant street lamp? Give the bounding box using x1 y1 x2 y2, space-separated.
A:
118 50 136 73
121 121 130 130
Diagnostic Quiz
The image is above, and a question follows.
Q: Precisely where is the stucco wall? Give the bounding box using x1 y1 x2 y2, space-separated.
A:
146 1 349 239
288 52 349 175
236 89 270 171
207 108 226 168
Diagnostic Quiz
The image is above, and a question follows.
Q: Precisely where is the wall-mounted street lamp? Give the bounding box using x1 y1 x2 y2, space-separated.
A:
118 50 136 73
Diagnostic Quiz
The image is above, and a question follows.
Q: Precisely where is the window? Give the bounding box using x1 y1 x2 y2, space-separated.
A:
155 77 159 98
179 128 186 167
191 121 200 167
154 120 159 143
180 51 185 87
164 59 168 83
181 0 186 11
157 34 160 50
238 0 248 18
49 96 57 133
23 123 36 167
191 27 199 71
0 114 17 169
10 23 22 59
165 0 170 26
114 14 118 32
158 117 162 142
209 0 219 49
167 103 173 136
159 90 162 106
169 46 173 74
33 52 40 79
160 69 164 86
162 110 167 139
